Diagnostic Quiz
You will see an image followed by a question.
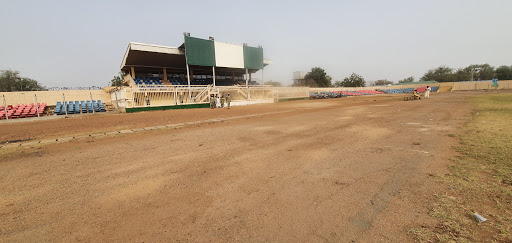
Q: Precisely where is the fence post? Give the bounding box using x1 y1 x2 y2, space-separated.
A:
3 95 8 120
63 93 68 116
35 94 40 118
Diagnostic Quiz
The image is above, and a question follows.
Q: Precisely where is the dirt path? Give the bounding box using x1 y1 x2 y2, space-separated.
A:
0 93 475 241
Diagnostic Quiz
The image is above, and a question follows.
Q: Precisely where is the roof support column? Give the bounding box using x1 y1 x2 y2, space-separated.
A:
212 66 216 87
262 67 264 86
245 69 248 88
163 68 167 82
131 67 135 79
186 64 191 102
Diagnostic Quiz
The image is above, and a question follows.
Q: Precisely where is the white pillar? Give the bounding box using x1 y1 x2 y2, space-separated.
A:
262 67 264 86
213 66 216 87
186 63 191 101
245 69 249 88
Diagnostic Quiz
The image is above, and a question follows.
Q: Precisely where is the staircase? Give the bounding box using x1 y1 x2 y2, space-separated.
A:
195 85 213 102
234 85 248 99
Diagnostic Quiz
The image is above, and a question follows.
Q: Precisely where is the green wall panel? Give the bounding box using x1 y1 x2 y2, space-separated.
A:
243 46 264 70
184 36 216 67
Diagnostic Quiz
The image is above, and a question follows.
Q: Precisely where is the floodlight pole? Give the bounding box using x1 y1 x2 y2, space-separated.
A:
212 66 216 87
3 95 8 120
35 94 40 118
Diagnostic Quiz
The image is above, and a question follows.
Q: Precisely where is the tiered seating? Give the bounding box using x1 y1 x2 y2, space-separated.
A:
74 101 80 114
53 100 107 115
341 91 365 96
92 101 100 112
81 101 87 113
382 86 440 94
86 101 93 113
98 100 106 112
68 102 74 114
382 88 415 94
0 103 46 120
134 77 162 86
169 78 186 85
353 90 385 95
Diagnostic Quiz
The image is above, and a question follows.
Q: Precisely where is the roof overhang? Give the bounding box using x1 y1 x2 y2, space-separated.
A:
121 42 271 74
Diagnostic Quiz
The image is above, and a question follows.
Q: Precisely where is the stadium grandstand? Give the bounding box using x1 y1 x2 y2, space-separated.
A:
113 33 290 112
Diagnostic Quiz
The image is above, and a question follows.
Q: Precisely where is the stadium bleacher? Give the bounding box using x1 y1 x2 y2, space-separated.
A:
0 103 46 120
52 100 107 115
381 86 439 94
134 75 250 87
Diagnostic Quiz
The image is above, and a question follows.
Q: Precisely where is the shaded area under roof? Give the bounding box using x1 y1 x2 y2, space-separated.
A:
121 42 271 75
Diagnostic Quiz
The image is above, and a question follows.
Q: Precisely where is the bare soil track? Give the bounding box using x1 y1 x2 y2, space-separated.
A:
0 93 479 241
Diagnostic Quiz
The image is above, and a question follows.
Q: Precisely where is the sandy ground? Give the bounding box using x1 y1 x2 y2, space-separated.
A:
0 92 477 242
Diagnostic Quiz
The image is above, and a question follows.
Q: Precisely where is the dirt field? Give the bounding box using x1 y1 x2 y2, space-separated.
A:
0 92 481 241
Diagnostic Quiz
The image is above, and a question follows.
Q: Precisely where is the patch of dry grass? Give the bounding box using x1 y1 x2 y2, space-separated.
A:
410 93 512 242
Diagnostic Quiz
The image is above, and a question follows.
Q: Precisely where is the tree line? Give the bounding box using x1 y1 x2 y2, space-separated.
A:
295 64 512 87
0 70 46 92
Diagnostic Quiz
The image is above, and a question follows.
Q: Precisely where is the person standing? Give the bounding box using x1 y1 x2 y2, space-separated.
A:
220 95 225 108
226 93 232 109
215 95 220 108
210 94 215 109
425 86 431 99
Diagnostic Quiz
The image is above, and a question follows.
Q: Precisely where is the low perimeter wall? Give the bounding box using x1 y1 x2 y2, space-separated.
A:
0 90 111 106
310 80 512 93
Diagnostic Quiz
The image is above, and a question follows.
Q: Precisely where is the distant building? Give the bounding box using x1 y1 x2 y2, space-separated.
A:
293 71 306 86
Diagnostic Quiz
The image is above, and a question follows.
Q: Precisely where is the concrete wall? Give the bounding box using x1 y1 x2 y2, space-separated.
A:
310 80 512 93
0 90 112 106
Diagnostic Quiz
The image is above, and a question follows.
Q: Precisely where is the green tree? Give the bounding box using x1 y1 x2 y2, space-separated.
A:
374 79 393 85
398 76 415 83
110 72 127 87
462 64 495 81
420 66 455 82
496 65 512 80
0 70 46 92
335 73 366 87
304 67 332 87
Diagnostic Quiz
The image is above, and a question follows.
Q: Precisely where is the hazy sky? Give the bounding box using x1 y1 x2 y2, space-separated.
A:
1 0 511 87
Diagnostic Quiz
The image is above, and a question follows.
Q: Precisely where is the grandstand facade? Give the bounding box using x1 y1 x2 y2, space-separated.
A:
115 34 281 111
